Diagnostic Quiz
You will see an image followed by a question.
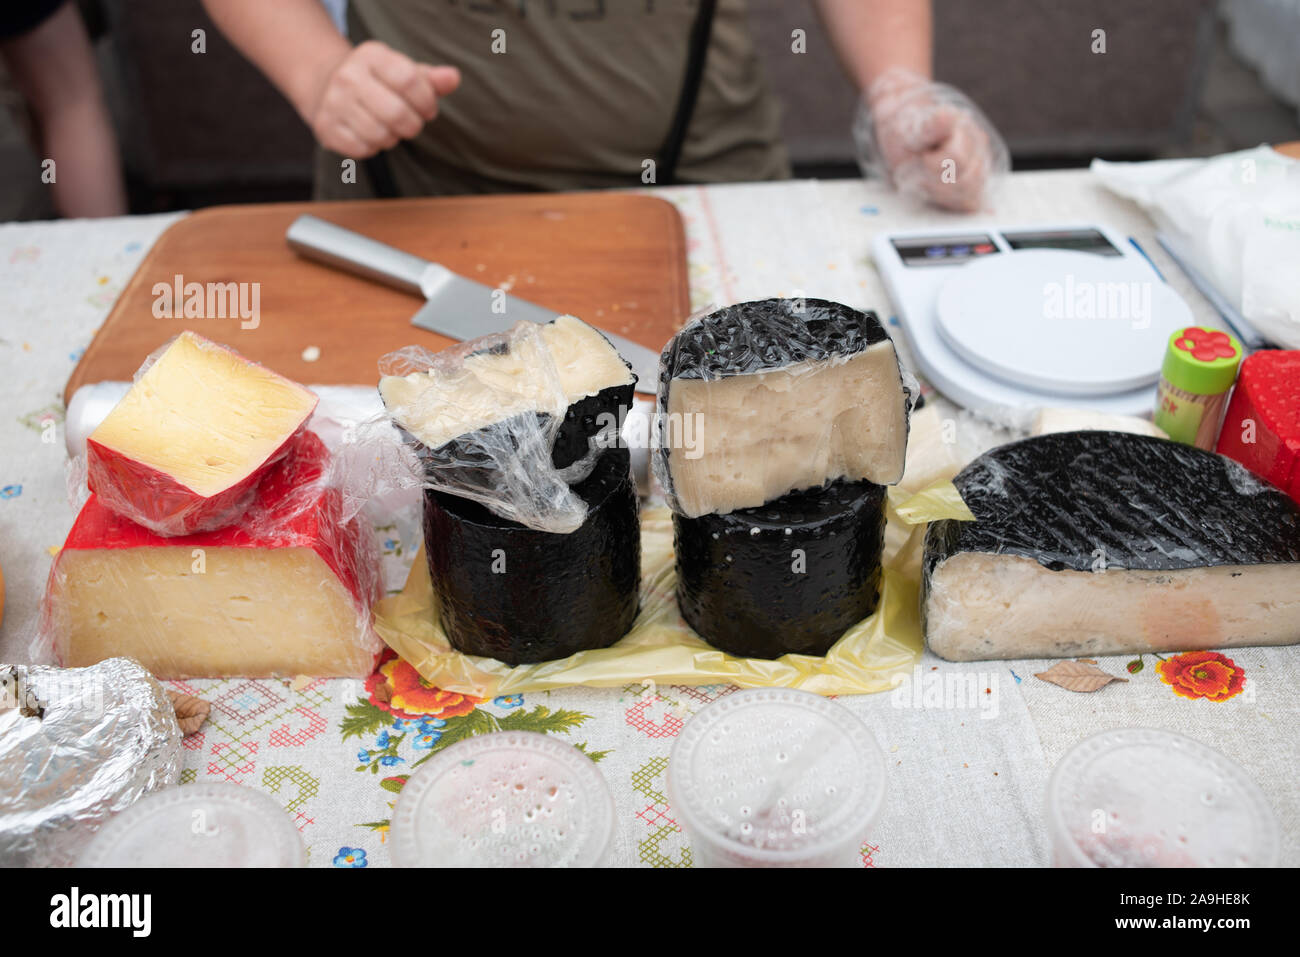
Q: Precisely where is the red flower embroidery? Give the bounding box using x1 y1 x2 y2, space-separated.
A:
364 651 483 720
1156 651 1245 702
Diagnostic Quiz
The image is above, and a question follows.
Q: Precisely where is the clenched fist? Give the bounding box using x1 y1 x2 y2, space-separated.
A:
854 69 1008 213
305 40 460 157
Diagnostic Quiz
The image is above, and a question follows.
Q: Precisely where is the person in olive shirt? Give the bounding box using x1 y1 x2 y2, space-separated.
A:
202 0 996 210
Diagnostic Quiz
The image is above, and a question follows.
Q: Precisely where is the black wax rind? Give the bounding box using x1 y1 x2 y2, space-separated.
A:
674 478 887 659
551 380 635 471
423 447 640 666
922 431 1300 587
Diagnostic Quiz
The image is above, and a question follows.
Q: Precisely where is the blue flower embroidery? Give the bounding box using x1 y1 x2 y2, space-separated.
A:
0 485 21 499
413 731 442 750
493 694 524 709
333 847 367 868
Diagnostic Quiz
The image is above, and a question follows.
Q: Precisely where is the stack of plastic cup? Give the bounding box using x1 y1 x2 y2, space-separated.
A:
667 688 887 867
1046 727 1279 867
389 731 615 867
79 783 306 867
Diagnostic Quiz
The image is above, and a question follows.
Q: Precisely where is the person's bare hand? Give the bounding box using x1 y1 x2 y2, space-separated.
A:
306 40 460 157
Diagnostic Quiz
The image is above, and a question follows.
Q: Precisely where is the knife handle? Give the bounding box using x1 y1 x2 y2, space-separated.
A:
286 215 429 296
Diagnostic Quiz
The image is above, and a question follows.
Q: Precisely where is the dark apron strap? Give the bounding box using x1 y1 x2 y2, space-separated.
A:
363 153 401 199
657 0 718 186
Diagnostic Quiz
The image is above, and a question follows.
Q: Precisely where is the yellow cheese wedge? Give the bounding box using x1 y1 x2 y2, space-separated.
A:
87 332 318 535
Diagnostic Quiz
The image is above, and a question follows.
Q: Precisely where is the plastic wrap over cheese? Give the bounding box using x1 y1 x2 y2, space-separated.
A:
85 331 318 536
0 658 181 867
654 299 915 518
41 430 383 679
375 317 636 534
921 431 1300 661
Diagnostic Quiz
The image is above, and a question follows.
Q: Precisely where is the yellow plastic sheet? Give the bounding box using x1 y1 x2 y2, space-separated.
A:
373 482 975 697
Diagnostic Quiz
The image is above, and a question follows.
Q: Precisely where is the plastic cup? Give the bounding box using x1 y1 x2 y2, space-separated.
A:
79 783 306 867
1046 727 1279 868
667 688 887 867
389 731 615 867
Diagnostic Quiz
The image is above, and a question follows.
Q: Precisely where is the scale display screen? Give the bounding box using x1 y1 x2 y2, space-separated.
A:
1001 227 1121 256
890 233 999 267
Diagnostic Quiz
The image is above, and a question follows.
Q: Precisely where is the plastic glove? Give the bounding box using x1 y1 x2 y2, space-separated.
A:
853 69 1009 212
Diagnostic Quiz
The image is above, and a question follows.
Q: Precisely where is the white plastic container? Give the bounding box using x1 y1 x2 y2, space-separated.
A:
389 731 615 867
667 688 887 867
79 782 306 868
1046 727 1279 867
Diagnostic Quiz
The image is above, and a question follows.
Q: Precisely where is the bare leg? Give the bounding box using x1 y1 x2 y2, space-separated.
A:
1 2 127 217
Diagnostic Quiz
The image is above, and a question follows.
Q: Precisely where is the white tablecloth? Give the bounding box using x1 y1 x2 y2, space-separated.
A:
2 173 1293 868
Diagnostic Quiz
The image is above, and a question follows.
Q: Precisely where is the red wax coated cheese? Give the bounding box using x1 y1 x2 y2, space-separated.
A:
86 332 318 536
46 431 382 678
1216 351 1300 505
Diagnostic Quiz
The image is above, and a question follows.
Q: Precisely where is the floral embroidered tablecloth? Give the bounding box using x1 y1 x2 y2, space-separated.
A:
3 175 1297 868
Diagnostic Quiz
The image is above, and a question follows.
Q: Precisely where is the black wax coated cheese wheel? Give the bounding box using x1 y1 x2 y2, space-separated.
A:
674 479 887 659
423 448 641 666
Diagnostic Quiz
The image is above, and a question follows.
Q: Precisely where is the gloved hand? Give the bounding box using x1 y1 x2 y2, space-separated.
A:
853 69 1009 213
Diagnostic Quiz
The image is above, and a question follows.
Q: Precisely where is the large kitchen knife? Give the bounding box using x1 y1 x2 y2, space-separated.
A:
286 214 660 387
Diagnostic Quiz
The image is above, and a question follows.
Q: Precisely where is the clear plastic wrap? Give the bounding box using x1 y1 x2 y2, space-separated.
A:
919 431 1300 661
85 331 318 537
0 657 181 867
852 68 1009 213
652 298 914 518
376 317 636 534
38 429 383 679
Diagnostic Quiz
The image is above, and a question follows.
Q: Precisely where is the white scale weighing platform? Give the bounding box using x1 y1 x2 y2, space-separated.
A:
871 223 1194 415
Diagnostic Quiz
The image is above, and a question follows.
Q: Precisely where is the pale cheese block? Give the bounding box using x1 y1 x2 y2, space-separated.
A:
47 431 380 678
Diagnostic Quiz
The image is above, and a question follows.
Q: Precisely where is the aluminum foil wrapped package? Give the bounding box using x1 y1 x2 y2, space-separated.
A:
920 431 1300 661
653 298 915 518
0 657 181 867
84 331 319 536
375 316 636 534
39 429 383 679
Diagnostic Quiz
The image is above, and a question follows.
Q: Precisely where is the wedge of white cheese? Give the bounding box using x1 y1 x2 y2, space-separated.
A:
655 299 911 517
923 431 1300 660
379 314 634 470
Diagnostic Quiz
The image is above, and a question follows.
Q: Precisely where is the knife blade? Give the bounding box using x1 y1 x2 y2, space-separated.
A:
286 214 661 388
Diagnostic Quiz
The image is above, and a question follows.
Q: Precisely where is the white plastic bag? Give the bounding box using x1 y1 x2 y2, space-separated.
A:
1092 146 1300 348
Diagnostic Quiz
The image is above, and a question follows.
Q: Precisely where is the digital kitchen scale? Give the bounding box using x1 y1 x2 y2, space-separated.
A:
871 224 1194 415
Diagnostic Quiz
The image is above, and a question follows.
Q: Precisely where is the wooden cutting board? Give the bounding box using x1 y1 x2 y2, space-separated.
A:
66 191 690 404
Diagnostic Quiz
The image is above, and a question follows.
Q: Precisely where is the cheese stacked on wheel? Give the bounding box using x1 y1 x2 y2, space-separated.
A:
655 299 912 659
379 316 641 666
87 331 318 535
45 333 381 678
